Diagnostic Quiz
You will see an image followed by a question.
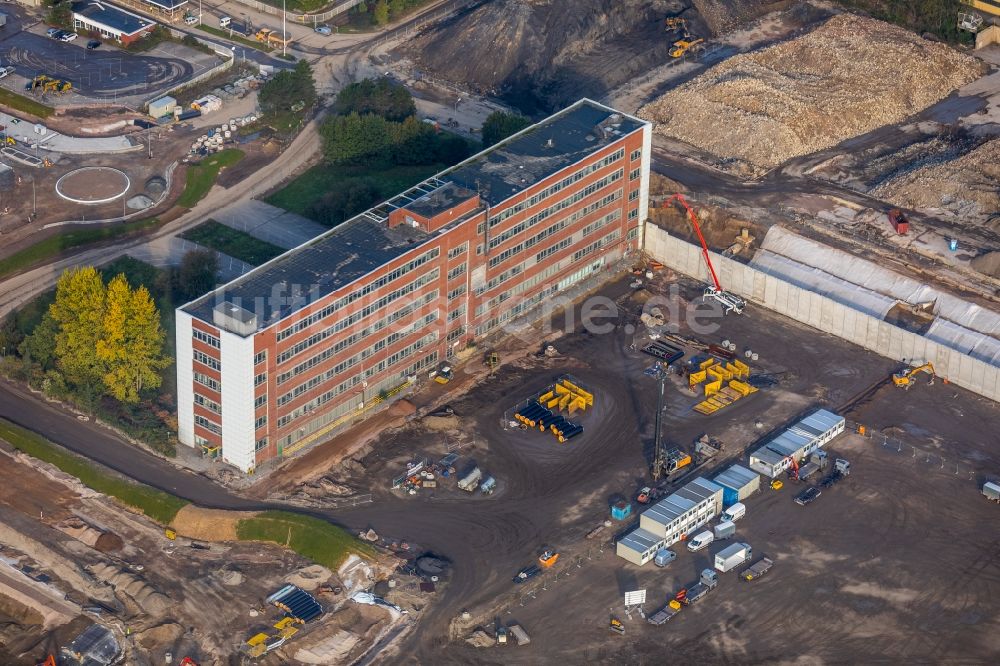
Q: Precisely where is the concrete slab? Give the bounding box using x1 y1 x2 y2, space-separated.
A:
122 237 253 283
212 200 327 250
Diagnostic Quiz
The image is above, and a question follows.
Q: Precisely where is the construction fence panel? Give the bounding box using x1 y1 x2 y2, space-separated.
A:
643 225 1000 403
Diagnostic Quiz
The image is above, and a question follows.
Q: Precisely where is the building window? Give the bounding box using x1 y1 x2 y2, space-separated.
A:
448 243 467 259
627 226 640 240
631 149 641 162
628 209 639 220
255 394 267 409
630 167 641 181
448 285 467 300
629 189 639 201
477 244 484 255
255 437 268 451
194 372 220 392
193 329 220 348
255 372 267 386
193 350 221 370
447 327 464 342
194 393 221 414
477 222 485 235
448 305 466 322
447 264 467 280
254 351 267 365
195 415 222 435
255 415 267 430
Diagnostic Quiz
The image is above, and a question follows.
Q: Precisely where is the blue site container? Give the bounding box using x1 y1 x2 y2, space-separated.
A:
611 501 632 521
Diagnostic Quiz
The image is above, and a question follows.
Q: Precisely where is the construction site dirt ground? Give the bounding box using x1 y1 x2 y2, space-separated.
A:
245 272 1000 663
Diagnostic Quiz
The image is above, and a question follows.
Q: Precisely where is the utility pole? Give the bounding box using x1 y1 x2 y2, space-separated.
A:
282 0 287 59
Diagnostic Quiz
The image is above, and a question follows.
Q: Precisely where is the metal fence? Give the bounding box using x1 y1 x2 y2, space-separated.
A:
644 226 1000 403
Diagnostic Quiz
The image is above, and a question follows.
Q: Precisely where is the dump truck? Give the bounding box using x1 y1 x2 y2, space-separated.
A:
741 557 774 581
715 542 752 573
648 598 683 625
255 27 292 48
887 208 910 235
679 569 718 605
670 38 704 58
457 466 481 491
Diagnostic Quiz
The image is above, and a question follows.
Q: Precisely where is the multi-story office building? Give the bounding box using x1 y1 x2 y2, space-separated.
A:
176 99 651 472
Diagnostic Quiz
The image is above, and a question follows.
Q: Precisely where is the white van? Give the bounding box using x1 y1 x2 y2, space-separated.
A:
219 16 231 28
687 530 714 552
721 502 746 523
184 15 199 25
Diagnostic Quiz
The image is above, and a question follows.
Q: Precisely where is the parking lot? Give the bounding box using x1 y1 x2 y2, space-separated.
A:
0 17 220 102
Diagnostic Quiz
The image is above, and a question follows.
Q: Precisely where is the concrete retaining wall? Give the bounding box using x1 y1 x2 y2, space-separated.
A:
644 225 1000 402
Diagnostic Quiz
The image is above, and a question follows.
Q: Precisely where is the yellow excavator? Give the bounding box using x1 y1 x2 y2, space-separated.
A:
892 362 936 389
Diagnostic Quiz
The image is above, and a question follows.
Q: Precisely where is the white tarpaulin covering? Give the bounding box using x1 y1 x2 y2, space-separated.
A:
753 227 1000 367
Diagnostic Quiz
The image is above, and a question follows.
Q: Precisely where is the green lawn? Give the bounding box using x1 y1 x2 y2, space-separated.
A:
266 163 444 219
237 510 376 568
0 88 55 119
177 150 245 208
181 220 284 266
0 217 161 281
196 24 273 52
0 419 188 524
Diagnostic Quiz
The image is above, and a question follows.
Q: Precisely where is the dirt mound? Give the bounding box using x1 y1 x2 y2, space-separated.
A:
872 138 1000 225
971 251 1000 279
639 13 982 170
388 399 416 417
692 0 786 34
399 0 684 112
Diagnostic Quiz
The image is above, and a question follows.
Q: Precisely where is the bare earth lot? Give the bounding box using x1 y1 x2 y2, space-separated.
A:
267 272 1000 663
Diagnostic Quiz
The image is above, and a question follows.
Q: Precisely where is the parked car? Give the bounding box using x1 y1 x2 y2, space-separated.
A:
184 14 199 25
0 65 14 79
653 548 677 567
314 24 332 35
46 27 61 37
219 15 231 28
512 564 541 584
86 39 101 49
721 502 746 523
794 486 822 506
60 32 78 42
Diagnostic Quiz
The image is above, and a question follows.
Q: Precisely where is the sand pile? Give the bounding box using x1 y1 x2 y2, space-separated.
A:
639 13 982 170
872 138 1000 224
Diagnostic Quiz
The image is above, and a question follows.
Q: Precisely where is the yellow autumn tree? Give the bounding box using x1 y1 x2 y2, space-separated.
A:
96 274 170 403
49 266 106 388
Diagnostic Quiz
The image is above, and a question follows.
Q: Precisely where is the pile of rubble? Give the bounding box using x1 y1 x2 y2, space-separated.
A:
639 13 982 170
872 137 1000 228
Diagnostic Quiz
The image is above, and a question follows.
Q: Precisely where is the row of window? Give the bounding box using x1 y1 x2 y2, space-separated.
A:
572 230 621 263
193 350 220 371
448 284 466 300
536 237 572 263
485 262 564 310
194 393 221 414
276 272 439 365
448 304 466 322
195 414 221 435
490 148 624 228
447 264 467 280
582 210 621 237
488 172 623 250
277 292 438 385
254 351 266 366
276 333 437 429
489 216 568 268
447 243 467 259
193 329 220 349
277 315 437 407
276 248 440 342
194 372 220 392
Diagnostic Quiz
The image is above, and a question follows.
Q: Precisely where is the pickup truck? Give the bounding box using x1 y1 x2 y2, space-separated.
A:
680 569 718 605
741 557 774 582
647 599 682 625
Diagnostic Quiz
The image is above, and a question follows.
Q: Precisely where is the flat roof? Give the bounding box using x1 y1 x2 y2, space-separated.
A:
142 0 188 9
618 527 663 554
406 182 476 219
714 464 759 490
73 1 153 34
449 103 644 206
750 447 785 465
181 99 647 333
642 477 721 527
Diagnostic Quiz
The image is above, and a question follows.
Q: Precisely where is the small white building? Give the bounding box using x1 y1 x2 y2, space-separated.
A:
749 409 846 478
617 476 724 566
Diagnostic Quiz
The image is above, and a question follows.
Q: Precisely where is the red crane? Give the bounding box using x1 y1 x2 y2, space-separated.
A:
658 194 746 315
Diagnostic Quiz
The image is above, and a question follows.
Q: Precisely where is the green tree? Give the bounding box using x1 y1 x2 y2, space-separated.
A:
333 77 416 122
435 134 473 164
320 113 393 164
390 0 406 17
47 0 73 30
391 116 439 165
481 111 531 147
308 178 381 226
96 275 169 404
259 60 317 115
18 312 58 371
49 267 105 388
373 0 390 26
175 249 219 302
